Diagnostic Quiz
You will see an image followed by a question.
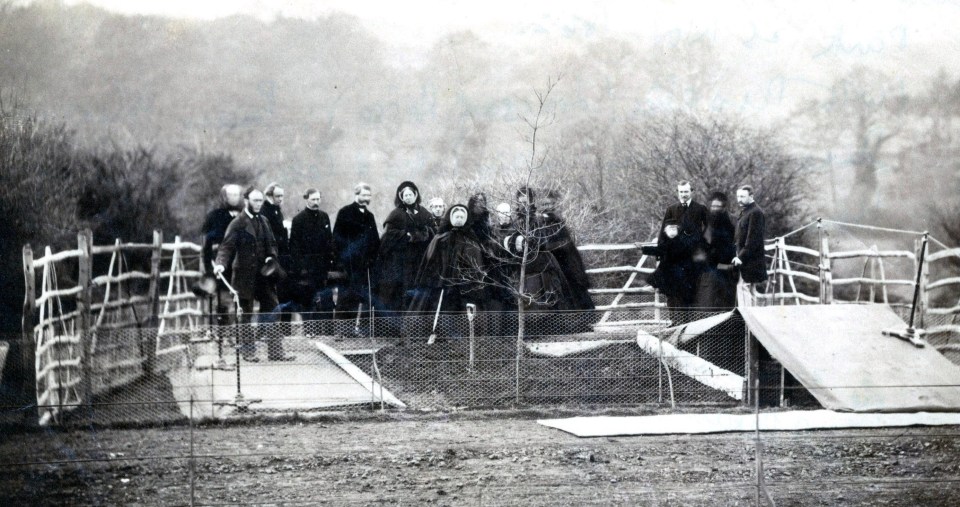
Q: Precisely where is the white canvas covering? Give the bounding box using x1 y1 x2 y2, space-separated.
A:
739 304 960 412
539 410 960 437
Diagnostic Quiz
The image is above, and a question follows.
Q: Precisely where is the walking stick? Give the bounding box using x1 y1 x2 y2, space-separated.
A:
427 288 445 344
214 271 259 412
466 303 476 370
367 268 374 338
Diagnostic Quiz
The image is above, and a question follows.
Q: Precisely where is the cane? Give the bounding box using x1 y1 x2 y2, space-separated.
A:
466 303 476 370
215 271 260 411
427 289 445 344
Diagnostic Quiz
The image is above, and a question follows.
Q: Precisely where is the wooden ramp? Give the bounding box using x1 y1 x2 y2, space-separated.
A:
740 304 960 412
169 337 404 419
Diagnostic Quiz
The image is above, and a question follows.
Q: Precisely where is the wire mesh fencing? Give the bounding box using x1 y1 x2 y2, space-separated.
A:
2 308 766 428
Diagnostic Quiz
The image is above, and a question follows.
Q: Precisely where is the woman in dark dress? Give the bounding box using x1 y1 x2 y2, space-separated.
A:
536 190 595 313
407 204 488 338
375 181 434 316
694 191 738 310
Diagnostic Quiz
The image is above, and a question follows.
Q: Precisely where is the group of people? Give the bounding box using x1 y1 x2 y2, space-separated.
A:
200 181 596 360
199 177 766 360
642 180 767 323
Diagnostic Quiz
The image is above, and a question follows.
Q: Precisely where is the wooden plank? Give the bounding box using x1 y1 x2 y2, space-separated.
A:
589 287 654 294
34 286 84 307
586 266 656 275
90 295 151 312
927 277 960 291
595 302 662 310
161 308 203 319
159 270 202 279
90 242 156 254
30 248 84 268
769 268 820 283
831 277 914 287
927 247 960 262
829 249 915 260
92 271 152 285
577 243 640 251
928 305 960 315
161 241 202 252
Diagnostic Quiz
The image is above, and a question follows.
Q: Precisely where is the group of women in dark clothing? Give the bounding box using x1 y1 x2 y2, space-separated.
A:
372 182 596 337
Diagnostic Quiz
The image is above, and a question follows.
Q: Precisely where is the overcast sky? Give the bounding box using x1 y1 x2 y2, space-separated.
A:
61 0 960 50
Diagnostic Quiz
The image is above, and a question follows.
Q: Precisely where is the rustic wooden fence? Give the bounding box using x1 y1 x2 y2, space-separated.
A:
21 230 204 425
18 221 960 425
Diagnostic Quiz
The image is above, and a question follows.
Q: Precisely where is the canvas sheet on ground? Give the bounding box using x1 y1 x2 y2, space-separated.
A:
539 410 960 437
740 304 960 412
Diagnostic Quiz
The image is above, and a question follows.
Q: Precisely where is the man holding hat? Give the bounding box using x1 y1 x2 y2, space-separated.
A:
214 187 293 362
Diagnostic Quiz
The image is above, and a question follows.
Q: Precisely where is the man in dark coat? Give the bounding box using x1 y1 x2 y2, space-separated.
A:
694 191 738 310
262 182 293 305
375 181 434 315
289 188 335 321
201 183 243 325
332 182 380 323
733 185 768 305
262 182 289 256
643 180 708 324
214 188 292 361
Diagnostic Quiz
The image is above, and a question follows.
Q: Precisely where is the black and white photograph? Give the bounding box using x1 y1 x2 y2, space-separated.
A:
2 0 960 504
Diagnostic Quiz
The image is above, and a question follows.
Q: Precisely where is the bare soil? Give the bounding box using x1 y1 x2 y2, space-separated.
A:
3 409 960 506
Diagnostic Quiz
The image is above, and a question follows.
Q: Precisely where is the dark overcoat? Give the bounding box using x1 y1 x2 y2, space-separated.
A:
261 200 289 256
647 200 708 301
695 211 738 309
215 211 278 300
536 211 595 311
408 222 487 315
376 204 434 311
201 207 236 275
332 202 380 281
289 207 334 285
735 202 768 284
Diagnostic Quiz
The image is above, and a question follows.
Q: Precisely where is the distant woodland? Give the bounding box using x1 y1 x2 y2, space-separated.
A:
2 0 959 330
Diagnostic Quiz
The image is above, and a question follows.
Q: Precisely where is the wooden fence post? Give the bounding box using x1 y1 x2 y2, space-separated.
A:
916 235 930 328
77 230 93 411
145 230 163 373
819 227 833 304
21 245 38 426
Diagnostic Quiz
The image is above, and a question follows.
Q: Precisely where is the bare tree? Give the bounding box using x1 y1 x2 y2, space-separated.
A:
798 66 908 212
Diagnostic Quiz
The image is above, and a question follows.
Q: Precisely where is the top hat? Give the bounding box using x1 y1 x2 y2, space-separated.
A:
260 257 286 280
191 274 218 298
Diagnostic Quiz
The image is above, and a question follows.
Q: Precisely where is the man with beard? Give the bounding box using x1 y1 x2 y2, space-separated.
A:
407 204 487 339
694 191 738 310
427 197 446 232
732 185 768 306
214 188 292 362
333 182 380 323
289 188 335 321
643 180 708 324
202 183 243 325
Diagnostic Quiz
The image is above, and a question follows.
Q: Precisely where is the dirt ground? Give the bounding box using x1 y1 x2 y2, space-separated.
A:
3 409 960 506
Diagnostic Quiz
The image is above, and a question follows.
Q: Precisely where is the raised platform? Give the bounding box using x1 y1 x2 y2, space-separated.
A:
741 304 960 412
